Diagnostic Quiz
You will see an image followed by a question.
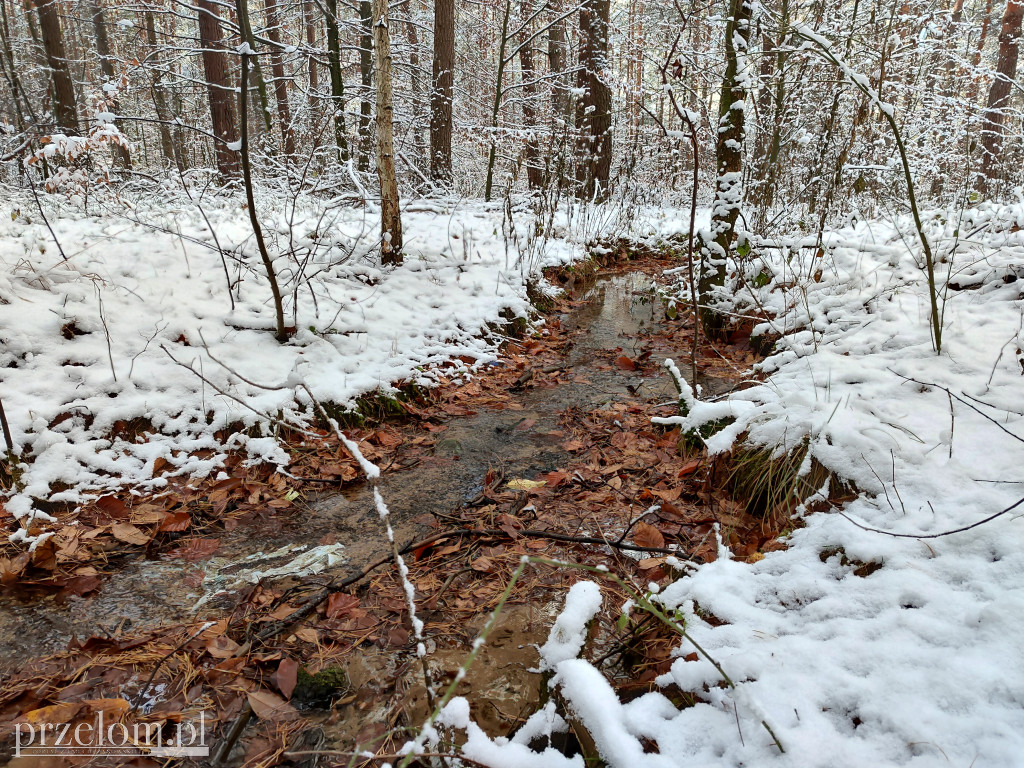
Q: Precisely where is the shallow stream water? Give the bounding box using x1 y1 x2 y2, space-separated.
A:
0 269 703 665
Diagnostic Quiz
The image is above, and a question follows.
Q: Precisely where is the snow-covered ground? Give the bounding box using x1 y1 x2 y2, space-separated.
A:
0 186 682 537
428 205 1024 767
4 185 1023 766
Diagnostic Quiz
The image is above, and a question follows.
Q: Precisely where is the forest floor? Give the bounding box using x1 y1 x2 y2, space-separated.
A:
0 253 772 766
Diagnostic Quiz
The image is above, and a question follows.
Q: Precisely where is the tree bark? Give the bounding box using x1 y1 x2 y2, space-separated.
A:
698 0 751 337
518 0 542 189
35 0 78 133
264 0 296 157
400 0 426 167
575 0 611 200
358 0 373 171
373 0 403 262
145 10 185 171
197 0 239 179
87 0 131 167
429 0 454 182
303 0 319 94
324 0 350 160
980 0 1023 186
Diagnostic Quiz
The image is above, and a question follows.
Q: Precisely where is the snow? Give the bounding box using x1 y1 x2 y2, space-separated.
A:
416 203 1024 767
0 186 675 535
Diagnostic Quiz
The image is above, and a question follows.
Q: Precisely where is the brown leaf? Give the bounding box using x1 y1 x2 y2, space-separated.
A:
545 470 569 487
561 439 586 452
247 690 299 722
633 522 666 549
293 627 319 644
84 698 130 719
206 635 241 659
0 553 30 584
165 538 220 561
31 537 58 571
470 556 495 573
276 658 299 700
678 458 703 478
615 355 638 371
159 510 192 532
111 522 151 546
61 574 102 597
651 487 681 502
96 495 130 519
325 592 360 619
15 702 83 726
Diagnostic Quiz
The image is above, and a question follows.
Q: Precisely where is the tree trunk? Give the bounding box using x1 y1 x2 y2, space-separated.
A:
87 0 131 167
575 0 612 200
358 0 373 171
518 0 542 189
35 0 78 133
303 0 319 94
980 0 1023 186
264 0 296 157
197 0 239 179
373 0 403 262
698 0 751 337
234 0 273 135
324 0 350 160
400 0 426 167
429 0 454 182
145 10 185 171
0 0 34 129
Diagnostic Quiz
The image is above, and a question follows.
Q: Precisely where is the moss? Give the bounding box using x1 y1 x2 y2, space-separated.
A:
292 666 350 706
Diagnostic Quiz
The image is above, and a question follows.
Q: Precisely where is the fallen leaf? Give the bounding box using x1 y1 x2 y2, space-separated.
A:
276 658 299 700
84 698 130 719
633 522 666 549
293 627 319 644
96 496 130 519
111 522 150 546
615 355 638 371
31 537 58 571
678 458 703 477
247 690 299 722
651 487 681 502
514 418 537 431
506 478 546 491
15 702 83 726
158 510 192 532
206 635 241 659
470 556 495 572
326 592 360 619
561 439 586 452
165 538 220 561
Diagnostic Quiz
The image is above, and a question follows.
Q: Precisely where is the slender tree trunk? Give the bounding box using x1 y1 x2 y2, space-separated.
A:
324 0 350 160
0 0 33 129
303 0 319 94
197 0 239 179
35 0 78 133
429 0 454 182
575 0 612 200
698 0 751 336
234 0 273 135
518 0 542 189
400 0 426 166
264 0 296 157
483 0 512 201
358 0 373 171
145 10 185 171
980 0 1023 186
373 0 402 262
87 0 131 167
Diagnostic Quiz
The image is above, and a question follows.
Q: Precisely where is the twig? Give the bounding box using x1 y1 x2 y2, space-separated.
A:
131 621 216 714
212 701 253 768
0 395 13 453
836 494 1024 540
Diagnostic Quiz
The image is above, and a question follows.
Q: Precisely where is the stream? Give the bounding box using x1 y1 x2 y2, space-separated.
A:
0 268 703 667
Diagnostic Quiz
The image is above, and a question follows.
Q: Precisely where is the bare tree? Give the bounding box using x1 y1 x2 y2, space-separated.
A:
35 0 78 133
373 0 403 262
197 0 239 179
144 9 185 171
575 0 611 200
698 0 751 336
979 0 1023 186
264 0 296 157
429 0 454 182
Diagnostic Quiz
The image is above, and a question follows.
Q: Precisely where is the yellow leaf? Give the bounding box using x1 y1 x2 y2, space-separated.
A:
506 478 546 491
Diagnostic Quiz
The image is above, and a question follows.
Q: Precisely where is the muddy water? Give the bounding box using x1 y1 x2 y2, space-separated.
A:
0 270 691 666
